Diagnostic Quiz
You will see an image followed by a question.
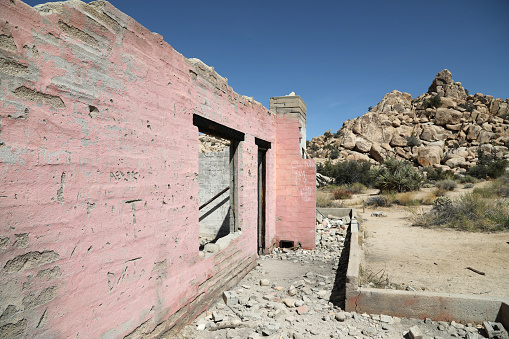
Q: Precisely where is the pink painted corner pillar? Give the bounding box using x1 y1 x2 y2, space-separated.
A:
272 95 316 249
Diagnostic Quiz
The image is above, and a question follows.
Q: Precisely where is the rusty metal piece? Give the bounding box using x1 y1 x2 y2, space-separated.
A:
199 187 229 210
466 267 485 275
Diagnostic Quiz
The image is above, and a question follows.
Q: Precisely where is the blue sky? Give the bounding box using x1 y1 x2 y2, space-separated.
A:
24 0 509 139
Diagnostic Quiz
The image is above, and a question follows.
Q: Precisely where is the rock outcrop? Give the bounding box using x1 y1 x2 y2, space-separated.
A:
307 70 509 173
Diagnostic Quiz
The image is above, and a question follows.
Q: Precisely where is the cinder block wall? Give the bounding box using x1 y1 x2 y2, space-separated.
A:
0 0 314 337
271 96 317 249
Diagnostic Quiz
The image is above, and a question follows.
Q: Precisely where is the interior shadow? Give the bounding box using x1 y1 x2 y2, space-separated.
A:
329 225 351 310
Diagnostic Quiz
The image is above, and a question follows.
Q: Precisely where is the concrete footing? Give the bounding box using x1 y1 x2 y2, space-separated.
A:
344 209 509 328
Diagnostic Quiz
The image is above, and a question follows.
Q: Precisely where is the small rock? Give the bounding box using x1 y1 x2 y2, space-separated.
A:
296 305 308 315
316 290 328 299
260 279 270 286
282 298 296 308
335 312 346 322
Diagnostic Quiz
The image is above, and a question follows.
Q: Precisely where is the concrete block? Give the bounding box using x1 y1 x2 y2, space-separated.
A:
222 291 239 306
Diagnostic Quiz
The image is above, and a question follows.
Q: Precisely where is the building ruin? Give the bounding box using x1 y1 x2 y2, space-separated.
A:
0 0 316 337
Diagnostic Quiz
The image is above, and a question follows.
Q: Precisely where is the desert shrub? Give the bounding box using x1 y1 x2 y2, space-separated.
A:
463 183 474 189
423 95 442 109
435 179 457 191
329 147 340 160
365 196 391 207
491 175 509 197
466 148 509 179
334 129 343 138
368 106 373 112
424 167 457 183
432 196 452 208
316 191 335 207
371 158 424 192
422 192 437 205
425 193 509 231
317 160 372 187
459 175 477 184
349 183 367 194
395 192 421 206
417 176 509 232
332 188 353 200
459 102 475 113
434 187 447 197
465 89 470 96
324 130 333 140
406 134 421 148
501 112 509 120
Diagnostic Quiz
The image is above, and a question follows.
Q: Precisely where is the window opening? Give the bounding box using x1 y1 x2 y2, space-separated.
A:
194 115 244 256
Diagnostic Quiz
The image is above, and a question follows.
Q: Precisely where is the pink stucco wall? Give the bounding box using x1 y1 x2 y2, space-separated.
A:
0 0 314 337
275 115 316 250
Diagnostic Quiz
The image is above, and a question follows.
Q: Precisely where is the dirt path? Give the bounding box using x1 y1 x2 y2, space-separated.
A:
358 204 509 298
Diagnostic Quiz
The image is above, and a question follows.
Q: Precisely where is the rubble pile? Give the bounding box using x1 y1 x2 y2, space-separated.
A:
176 218 502 338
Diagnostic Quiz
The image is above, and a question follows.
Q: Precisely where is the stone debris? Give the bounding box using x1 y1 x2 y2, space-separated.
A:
177 222 492 339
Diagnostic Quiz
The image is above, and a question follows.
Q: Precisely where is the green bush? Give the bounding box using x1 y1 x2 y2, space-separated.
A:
329 148 340 160
435 179 457 191
418 175 509 232
466 148 508 179
317 160 373 187
365 196 391 207
463 183 474 189
424 167 457 183
423 95 442 109
349 183 367 194
406 134 421 148
459 102 475 113
371 158 424 192
459 175 477 184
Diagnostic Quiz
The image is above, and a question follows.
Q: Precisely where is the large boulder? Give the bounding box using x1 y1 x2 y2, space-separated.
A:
355 139 372 153
417 145 443 167
372 90 413 114
427 69 467 99
435 108 462 125
370 142 386 163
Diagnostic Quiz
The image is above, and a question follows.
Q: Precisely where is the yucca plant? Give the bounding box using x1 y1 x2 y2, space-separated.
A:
371 158 423 192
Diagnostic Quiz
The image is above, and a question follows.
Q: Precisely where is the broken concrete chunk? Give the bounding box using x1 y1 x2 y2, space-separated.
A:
408 325 423 339
222 291 238 306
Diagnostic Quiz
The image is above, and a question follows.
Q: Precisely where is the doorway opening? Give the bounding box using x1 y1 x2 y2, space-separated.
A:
256 137 270 255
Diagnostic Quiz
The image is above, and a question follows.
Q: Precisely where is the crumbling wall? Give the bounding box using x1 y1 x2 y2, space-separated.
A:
0 0 314 337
